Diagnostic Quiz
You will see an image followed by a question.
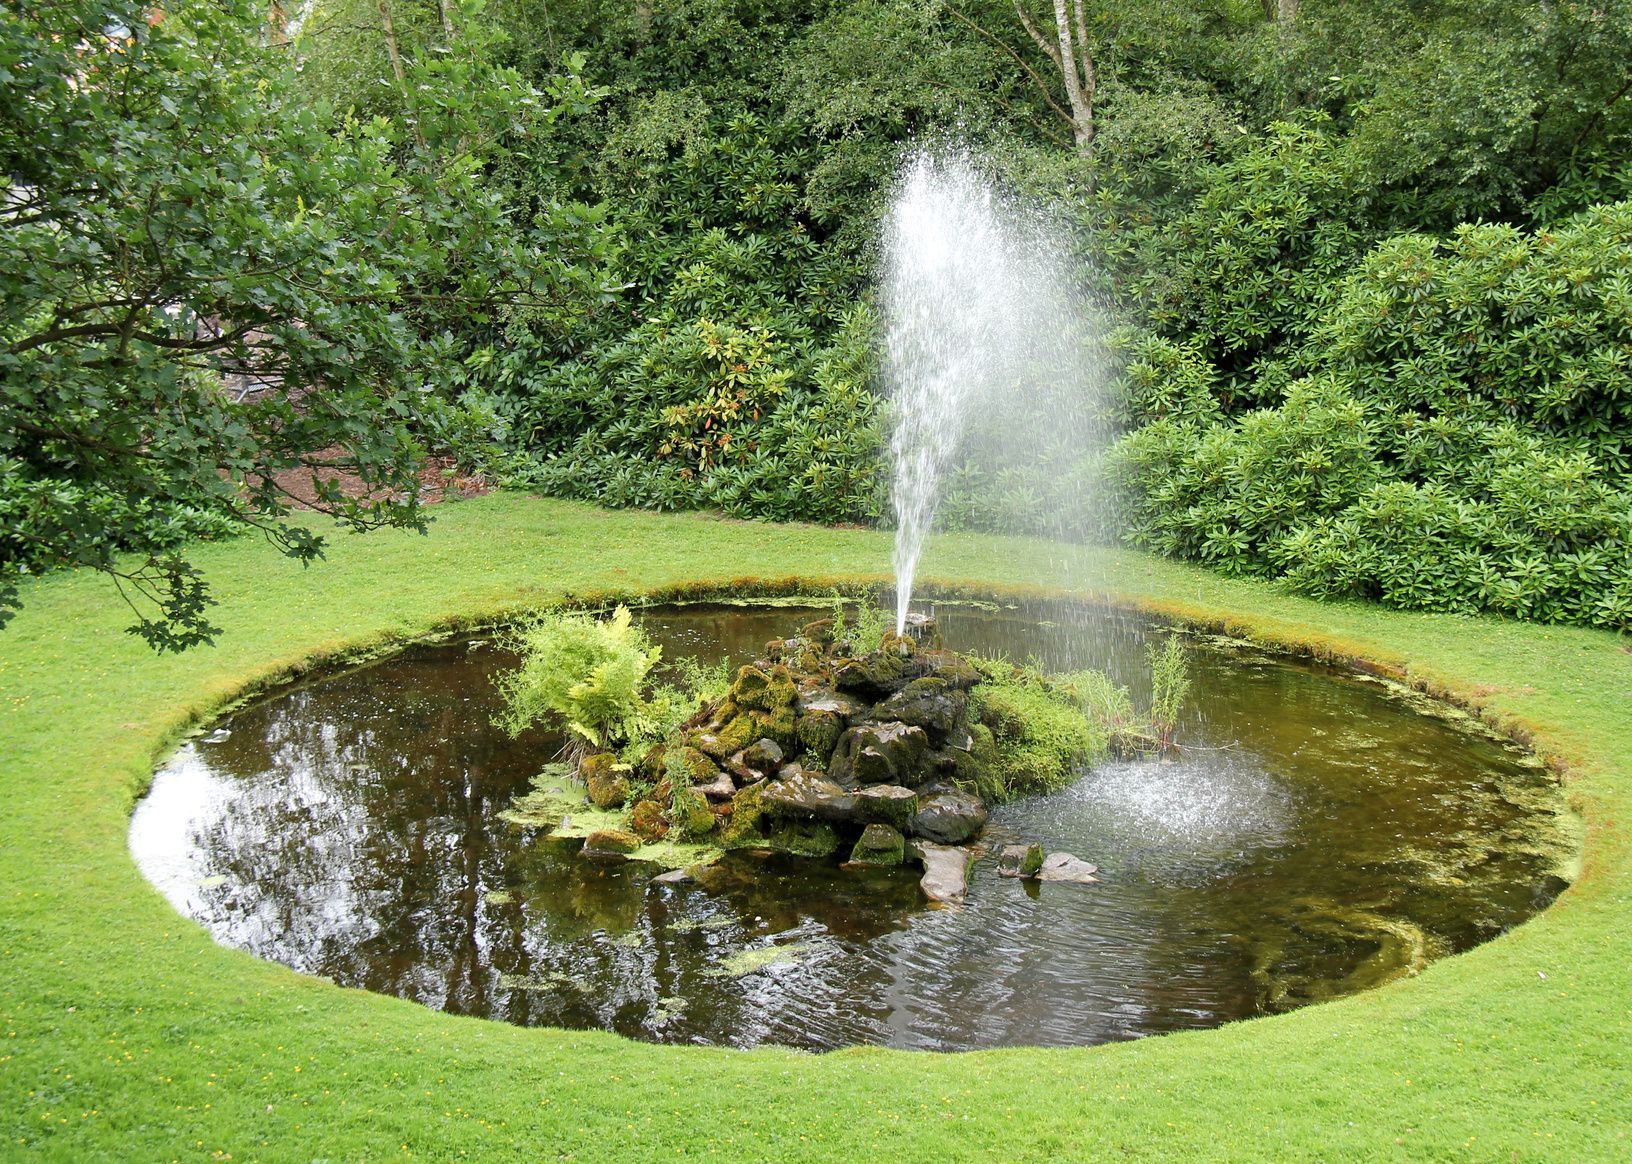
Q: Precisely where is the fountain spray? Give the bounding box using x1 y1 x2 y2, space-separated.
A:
881 146 1100 633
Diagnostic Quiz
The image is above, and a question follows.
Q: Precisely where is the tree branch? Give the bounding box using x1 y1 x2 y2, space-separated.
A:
946 6 1075 126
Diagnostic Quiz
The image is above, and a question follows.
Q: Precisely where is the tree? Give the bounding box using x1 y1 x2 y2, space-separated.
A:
0 0 605 648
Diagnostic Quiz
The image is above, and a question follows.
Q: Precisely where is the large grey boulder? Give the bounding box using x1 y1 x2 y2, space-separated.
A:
828 721 930 786
759 769 859 823
872 677 967 741
908 788 989 844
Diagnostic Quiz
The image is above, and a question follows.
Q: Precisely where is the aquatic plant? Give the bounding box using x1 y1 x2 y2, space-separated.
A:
1147 635 1192 750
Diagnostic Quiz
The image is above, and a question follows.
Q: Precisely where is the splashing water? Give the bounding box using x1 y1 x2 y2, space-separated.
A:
881 147 1101 632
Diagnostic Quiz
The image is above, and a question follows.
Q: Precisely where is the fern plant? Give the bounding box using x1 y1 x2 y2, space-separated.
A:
495 605 664 761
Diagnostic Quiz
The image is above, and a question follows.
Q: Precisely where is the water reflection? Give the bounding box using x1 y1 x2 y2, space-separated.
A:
130 602 1573 1050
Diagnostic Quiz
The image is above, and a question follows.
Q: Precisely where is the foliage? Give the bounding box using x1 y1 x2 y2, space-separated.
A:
0 0 605 648
967 656 1111 798
1103 203 1632 631
1146 635 1191 748
829 594 891 656
496 605 665 751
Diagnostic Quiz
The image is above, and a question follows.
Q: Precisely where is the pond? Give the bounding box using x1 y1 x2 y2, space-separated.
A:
130 600 1575 1051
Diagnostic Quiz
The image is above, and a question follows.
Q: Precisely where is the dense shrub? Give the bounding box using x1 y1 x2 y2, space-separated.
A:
1103 202 1632 631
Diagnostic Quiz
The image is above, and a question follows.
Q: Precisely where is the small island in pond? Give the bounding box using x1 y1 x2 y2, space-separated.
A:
498 604 1176 903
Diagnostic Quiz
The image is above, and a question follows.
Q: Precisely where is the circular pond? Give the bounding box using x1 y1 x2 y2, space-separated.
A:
131 601 1575 1051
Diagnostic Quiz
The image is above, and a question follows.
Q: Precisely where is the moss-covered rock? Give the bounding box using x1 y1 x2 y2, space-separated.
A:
742 737 785 774
874 677 967 740
998 842 1047 878
764 821 840 858
833 651 911 700
918 649 981 690
799 616 838 646
629 799 670 843
760 769 859 823
718 781 768 849
581 753 630 810
794 709 843 758
669 781 717 840
676 745 720 782
829 721 930 785
849 823 906 867
731 663 797 713
583 828 643 856
908 789 989 844
855 784 919 830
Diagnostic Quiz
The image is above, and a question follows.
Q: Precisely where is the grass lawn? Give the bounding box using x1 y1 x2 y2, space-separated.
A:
2 493 1629 1161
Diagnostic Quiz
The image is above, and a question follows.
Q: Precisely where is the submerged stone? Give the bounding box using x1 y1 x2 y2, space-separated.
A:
850 823 906 867
909 789 988 844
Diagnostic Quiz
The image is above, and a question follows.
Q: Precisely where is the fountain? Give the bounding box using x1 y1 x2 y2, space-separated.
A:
881 146 1102 633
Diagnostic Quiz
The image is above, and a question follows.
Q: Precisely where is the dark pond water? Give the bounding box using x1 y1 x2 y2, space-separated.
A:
131 601 1575 1051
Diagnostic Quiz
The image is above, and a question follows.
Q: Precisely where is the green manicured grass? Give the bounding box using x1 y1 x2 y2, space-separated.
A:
3 493 1630 1161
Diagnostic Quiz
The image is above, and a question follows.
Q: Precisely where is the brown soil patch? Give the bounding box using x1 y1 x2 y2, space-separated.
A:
270 447 491 510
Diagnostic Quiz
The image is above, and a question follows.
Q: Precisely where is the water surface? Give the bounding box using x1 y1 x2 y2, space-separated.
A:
131 601 1573 1050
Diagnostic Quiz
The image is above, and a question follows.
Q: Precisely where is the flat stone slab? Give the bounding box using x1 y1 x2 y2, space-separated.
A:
760 770 858 823
909 840 974 905
692 770 736 802
796 687 870 718
1035 852 1099 883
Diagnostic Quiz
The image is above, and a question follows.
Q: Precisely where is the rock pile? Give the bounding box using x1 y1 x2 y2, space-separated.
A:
572 612 1098 905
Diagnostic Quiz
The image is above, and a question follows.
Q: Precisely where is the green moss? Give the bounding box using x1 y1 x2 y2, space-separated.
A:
795 709 842 758
583 828 643 855
764 821 839 858
706 942 814 978
969 660 1109 800
849 823 906 867
730 664 797 713
718 782 769 849
629 799 669 842
581 753 631 809
673 746 720 784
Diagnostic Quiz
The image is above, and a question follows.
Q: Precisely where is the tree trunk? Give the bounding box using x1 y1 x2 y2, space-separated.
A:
1013 1 1095 157
376 0 426 147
